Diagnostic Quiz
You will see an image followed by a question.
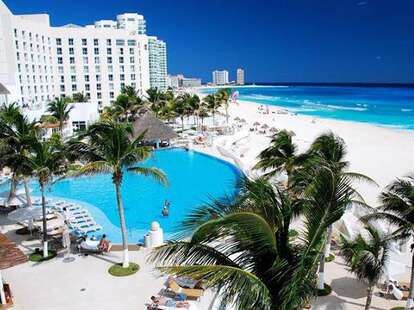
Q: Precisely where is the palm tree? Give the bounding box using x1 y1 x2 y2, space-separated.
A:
46 97 74 134
363 175 414 309
174 96 189 132
67 120 167 267
149 169 364 309
146 87 166 117
188 94 200 125
308 132 376 290
254 129 308 183
28 138 67 257
216 88 231 124
203 94 219 125
197 104 209 127
72 92 88 102
340 225 396 310
0 107 38 206
112 93 142 122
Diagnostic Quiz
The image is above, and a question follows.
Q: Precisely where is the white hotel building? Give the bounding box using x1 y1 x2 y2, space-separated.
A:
0 0 168 112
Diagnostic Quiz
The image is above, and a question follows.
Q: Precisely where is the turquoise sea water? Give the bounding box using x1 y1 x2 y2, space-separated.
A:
203 86 414 130
20 148 241 243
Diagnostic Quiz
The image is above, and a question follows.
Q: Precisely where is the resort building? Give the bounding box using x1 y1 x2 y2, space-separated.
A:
236 68 245 85
166 74 201 89
212 70 229 85
0 0 167 111
148 36 168 91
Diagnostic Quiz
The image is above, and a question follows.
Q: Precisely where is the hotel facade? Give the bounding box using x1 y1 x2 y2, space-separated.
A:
0 1 168 112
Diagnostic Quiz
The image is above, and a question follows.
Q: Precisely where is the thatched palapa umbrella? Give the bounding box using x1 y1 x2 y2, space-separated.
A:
132 112 177 142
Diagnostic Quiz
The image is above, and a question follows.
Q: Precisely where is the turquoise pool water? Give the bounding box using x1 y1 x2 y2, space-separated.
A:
28 148 242 243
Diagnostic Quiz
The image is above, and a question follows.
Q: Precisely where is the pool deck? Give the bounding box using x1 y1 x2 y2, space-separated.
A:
0 218 216 310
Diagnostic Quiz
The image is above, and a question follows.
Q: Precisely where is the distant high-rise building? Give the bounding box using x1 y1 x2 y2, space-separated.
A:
166 74 201 89
212 70 229 85
236 68 245 85
148 36 167 90
116 13 146 34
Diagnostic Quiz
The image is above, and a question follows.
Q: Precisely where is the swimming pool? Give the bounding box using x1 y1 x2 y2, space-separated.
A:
29 148 242 243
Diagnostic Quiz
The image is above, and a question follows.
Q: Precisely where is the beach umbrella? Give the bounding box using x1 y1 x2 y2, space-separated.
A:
234 116 241 122
240 118 247 124
269 127 278 133
253 121 260 130
261 124 269 129
0 196 26 207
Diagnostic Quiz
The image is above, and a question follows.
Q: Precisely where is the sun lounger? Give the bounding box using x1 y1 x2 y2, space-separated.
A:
167 279 204 301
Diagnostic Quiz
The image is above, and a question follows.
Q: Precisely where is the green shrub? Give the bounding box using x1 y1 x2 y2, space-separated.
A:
325 254 335 262
28 249 57 262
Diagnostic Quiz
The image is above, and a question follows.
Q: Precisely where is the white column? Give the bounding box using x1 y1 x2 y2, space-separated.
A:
0 270 6 305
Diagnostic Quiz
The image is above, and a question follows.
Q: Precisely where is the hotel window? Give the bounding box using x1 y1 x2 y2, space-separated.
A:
42 36 45 43
95 65 101 73
120 74 125 81
16 52 20 61
116 39 125 46
56 38 62 45
109 83 114 90
72 121 86 133
130 65 135 71
58 66 64 74
110 92 114 99
119 48 124 55
83 66 89 73
57 57 63 64
17 64 21 72
14 29 17 37
120 65 125 72
48 37 51 44
82 48 88 55
35 34 39 42
83 57 88 64
84 75 90 82
119 57 124 64
85 84 90 91
71 75 76 83
94 57 100 64
94 39 99 46
107 48 112 55
108 65 113 72
69 47 74 55
120 82 125 89
68 38 74 45
107 57 112 64
69 57 75 64
108 74 113 81
127 40 136 46
96 83 101 90
97 92 102 99
72 84 77 91
106 39 112 46
60 85 65 92
96 75 101 82
131 74 136 80
29 32 32 40
94 47 99 55
129 48 134 54
130 57 135 63
60 76 65 83
70 66 76 73
82 38 87 46
86 92 90 98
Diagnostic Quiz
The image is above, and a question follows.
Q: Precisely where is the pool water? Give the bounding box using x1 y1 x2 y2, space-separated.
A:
29 148 242 243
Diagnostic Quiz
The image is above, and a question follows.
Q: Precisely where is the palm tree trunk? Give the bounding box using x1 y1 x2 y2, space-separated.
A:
40 183 48 258
23 177 32 207
115 181 129 268
318 251 326 290
325 225 333 257
365 284 374 310
181 117 184 133
406 250 414 309
225 105 229 124
7 173 18 203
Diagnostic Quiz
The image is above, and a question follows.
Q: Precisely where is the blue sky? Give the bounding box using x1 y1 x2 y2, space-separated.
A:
5 0 414 83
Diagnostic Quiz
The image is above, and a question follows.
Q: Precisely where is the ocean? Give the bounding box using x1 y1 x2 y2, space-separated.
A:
202 85 414 130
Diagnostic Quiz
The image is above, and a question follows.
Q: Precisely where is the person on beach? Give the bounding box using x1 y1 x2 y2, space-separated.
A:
98 234 110 252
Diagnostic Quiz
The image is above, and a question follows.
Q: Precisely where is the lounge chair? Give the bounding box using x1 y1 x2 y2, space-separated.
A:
166 279 203 301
